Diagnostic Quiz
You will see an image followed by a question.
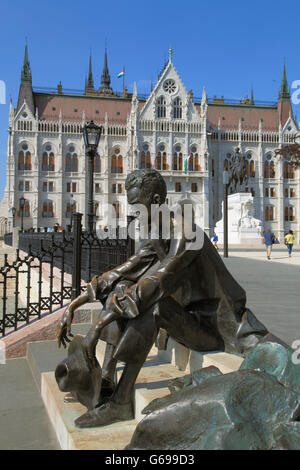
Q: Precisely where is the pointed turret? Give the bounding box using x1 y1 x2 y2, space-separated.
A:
98 47 115 96
278 63 290 100
250 86 254 105
9 99 14 125
85 51 95 94
21 42 32 84
17 41 35 114
278 63 293 126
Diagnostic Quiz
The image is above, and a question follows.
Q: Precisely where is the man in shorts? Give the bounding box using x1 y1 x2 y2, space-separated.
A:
263 229 275 260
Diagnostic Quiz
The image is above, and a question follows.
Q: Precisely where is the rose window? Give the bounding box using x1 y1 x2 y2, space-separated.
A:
163 79 177 94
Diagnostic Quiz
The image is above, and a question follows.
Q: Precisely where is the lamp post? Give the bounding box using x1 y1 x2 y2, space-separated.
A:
223 170 229 258
11 207 16 229
83 121 102 233
19 197 25 232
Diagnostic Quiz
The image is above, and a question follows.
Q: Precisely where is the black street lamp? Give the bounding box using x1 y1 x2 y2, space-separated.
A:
83 120 102 233
69 193 76 228
11 207 16 229
19 197 26 232
223 148 248 258
223 170 229 258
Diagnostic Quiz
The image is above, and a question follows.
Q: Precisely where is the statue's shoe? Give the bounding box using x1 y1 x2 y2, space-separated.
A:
75 400 134 428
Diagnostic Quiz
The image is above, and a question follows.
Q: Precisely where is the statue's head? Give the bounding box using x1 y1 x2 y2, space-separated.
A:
125 169 167 209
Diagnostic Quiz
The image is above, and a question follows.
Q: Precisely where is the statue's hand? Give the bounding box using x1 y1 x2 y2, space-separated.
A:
82 327 99 365
57 305 74 349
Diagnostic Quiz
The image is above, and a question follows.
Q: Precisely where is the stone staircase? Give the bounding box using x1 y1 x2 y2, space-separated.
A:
0 302 243 450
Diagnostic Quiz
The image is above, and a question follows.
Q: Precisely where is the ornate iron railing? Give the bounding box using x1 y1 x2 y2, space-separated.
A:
1 215 135 336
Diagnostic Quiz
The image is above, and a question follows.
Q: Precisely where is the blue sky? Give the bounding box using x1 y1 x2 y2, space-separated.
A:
1 0 300 201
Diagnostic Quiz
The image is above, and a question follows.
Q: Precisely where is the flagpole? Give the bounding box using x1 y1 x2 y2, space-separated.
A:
123 65 125 92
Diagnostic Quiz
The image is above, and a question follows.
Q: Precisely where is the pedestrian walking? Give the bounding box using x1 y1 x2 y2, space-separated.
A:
284 230 295 258
211 232 219 250
263 229 275 260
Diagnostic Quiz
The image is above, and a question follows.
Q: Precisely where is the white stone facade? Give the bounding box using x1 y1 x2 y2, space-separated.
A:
1 54 299 242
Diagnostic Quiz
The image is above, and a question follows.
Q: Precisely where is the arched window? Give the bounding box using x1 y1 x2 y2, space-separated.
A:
18 151 24 171
24 152 31 170
173 150 183 171
42 152 55 171
156 151 167 170
284 162 295 179
65 146 77 173
188 148 200 171
173 146 182 171
173 97 182 119
264 155 275 179
140 151 151 169
250 160 255 178
117 155 123 173
18 150 32 171
42 146 55 172
94 154 101 174
111 149 123 173
157 96 166 118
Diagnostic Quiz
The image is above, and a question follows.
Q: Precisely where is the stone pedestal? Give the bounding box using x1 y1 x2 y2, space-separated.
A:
215 193 262 244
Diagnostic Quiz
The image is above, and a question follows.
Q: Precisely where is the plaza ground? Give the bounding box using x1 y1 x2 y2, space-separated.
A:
0 243 299 449
222 244 300 347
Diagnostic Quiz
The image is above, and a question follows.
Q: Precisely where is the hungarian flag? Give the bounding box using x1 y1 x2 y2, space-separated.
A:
117 69 125 78
184 154 192 174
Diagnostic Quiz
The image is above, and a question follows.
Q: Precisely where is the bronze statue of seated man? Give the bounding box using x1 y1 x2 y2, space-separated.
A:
57 168 269 428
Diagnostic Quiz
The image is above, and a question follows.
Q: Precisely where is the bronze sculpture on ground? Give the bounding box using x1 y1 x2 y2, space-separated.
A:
126 338 300 450
56 168 271 428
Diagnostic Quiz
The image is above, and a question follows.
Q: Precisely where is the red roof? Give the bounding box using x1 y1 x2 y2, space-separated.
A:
34 92 292 131
34 93 140 124
205 104 279 131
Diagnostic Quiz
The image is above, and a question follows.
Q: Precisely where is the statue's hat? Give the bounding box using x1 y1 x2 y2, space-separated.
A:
55 335 102 411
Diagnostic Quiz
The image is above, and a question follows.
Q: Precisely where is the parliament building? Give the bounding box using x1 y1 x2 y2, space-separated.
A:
1 44 299 241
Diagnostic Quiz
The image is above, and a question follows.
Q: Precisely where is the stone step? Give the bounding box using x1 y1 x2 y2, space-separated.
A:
41 344 187 450
0 357 60 450
41 372 137 450
40 335 244 450
27 323 92 391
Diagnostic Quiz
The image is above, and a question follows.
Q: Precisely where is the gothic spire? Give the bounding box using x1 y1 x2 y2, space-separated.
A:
21 41 32 84
17 41 34 114
250 85 254 105
98 47 115 96
278 63 290 100
101 47 111 88
85 51 95 94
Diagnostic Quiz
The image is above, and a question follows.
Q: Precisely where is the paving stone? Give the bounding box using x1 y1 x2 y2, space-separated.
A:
0 358 60 450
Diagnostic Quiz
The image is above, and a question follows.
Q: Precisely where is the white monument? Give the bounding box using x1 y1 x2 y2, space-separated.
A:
214 193 262 245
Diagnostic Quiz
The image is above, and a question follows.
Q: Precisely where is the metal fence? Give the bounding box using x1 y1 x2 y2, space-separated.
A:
0 214 135 337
